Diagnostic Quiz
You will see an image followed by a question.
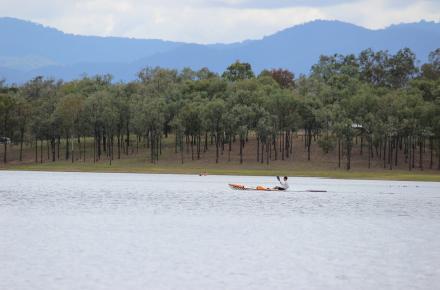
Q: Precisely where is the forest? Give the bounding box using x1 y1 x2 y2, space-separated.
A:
1 47 440 171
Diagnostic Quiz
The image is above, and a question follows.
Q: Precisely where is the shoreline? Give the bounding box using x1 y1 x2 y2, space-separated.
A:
2 163 440 182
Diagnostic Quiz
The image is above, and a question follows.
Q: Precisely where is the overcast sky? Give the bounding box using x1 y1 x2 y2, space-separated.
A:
1 0 439 43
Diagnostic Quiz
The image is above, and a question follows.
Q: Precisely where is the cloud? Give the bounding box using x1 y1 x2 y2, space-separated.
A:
0 0 438 43
200 0 362 9
321 0 440 29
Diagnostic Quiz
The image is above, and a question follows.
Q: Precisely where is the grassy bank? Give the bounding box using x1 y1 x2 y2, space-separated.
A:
1 134 440 182
2 159 440 182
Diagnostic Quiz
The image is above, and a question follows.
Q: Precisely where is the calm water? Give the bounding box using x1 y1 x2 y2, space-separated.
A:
1 171 439 290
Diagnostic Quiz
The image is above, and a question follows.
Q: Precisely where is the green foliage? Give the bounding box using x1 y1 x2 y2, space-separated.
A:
3 49 440 170
222 61 255 82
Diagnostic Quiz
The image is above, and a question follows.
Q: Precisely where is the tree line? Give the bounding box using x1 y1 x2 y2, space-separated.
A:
1 47 440 171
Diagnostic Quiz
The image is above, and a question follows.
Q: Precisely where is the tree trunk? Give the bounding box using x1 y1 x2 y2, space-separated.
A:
159 135 162 156
117 133 121 159
360 136 363 155
409 136 412 171
290 133 293 155
307 129 312 161
78 137 81 161
71 134 74 163
126 122 130 155
191 135 195 161
57 136 60 160
228 137 232 162
437 139 440 170
35 138 38 163
197 135 201 160
156 135 160 162
3 141 7 163
221 133 225 155
109 135 112 166
429 137 433 169
256 137 260 162
65 136 69 160
150 133 155 164
93 134 96 163
338 138 341 168
180 134 184 164
389 137 393 170
266 140 269 165
83 136 86 162
412 140 415 169
419 139 423 171
383 137 387 169
216 134 220 163
290 133 293 160
40 139 43 164
280 132 284 161
51 137 56 162
346 139 351 171
103 134 107 153
19 129 24 162
368 138 371 169
239 138 243 164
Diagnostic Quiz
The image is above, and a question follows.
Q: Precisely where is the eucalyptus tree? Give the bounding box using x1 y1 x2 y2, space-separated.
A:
222 61 255 82
180 97 205 160
358 49 389 87
196 67 218 80
110 84 132 159
230 104 253 163
431 97 440 169
298 96 322 161
204 98 226 163
255 111 276 164
420 49 440 81
386 48 418 89
24 78 59 163
331 102 357 170
349 85 380 167
264 88 299 160
84 90 108 161
0 90 16 163
13 92 32 161
222 109 238 161
131 93 165 163
54 93 86 162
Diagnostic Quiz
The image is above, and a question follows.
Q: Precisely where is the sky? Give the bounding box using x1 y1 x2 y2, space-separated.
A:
1 0 439 43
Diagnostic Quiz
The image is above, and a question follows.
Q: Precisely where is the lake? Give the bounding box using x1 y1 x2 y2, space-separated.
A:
0 171 439 290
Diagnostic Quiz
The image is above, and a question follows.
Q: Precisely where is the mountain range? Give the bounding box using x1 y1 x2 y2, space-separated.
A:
1 17 439 83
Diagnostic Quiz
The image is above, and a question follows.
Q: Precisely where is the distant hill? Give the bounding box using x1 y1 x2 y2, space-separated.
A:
1 17 439 83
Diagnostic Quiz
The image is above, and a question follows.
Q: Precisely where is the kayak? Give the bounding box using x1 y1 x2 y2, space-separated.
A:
229 184 281 191
228 183 327 192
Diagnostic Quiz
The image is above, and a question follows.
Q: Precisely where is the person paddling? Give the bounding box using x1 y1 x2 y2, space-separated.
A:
273 176 289 191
